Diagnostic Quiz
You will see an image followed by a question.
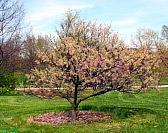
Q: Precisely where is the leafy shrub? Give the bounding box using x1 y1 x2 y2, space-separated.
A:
14 73 29 86
0 87 8 94
0 70 17 89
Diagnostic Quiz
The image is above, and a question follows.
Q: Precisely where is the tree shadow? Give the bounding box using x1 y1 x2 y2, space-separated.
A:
79 105 157 119
0 92 22 96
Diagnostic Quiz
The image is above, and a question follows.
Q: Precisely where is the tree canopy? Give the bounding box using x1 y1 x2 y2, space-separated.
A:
25 11 161 118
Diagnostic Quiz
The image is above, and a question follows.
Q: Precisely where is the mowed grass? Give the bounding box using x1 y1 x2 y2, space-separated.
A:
0 88 168 133
159 76 168 85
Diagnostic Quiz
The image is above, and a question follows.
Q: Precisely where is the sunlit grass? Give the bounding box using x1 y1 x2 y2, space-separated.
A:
0 87 167 133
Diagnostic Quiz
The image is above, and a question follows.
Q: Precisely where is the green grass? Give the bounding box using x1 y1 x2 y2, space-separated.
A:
159 76 168 85
0 88 168 133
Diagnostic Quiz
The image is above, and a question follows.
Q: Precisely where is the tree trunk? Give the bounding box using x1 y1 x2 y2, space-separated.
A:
72 104 77 119
72 84 78 119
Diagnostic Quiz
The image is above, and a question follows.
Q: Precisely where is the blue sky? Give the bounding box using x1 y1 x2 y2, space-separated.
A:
21 0 168 44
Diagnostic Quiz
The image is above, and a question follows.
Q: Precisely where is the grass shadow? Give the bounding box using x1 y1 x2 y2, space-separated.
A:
79 105 157 119
0 91 22 96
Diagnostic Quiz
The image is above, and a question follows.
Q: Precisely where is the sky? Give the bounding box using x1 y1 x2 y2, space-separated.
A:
20 0 168 44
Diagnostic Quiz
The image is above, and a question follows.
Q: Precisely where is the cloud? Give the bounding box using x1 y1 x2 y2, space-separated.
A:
26 1 93 24
118 28 136 34
138 0 168 15
24 0 93 35
112 19 138 26
96 18 138 28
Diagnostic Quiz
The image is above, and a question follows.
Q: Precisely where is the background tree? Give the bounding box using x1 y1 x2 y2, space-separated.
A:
162 25 168 42
0 0 24 88
131 27 165 81
131 27 160 50
157 25 168 68
22 34 51 72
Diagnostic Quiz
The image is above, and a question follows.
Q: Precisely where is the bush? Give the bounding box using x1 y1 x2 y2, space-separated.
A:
14 73 29 86
0 70 17 89
0 87 8 94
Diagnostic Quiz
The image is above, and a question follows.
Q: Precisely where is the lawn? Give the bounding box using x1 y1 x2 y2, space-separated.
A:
0 87 167 133
159 76 168 85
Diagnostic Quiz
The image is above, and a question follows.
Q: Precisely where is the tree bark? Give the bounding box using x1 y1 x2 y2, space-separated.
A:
72 84 78 119
72 104 77 119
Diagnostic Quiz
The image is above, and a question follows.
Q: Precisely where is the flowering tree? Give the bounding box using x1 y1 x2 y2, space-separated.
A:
26 14 160 118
